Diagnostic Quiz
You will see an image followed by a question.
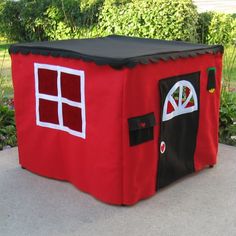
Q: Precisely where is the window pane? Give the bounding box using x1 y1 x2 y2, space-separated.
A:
38 69 58 96
61 72 81 102
62 103 82 132
39 99 59 124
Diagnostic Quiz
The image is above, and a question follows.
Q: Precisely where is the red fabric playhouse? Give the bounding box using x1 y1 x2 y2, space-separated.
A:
10 36 223 205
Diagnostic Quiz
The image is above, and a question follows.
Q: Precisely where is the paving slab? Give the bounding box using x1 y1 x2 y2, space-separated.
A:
0 144 236 236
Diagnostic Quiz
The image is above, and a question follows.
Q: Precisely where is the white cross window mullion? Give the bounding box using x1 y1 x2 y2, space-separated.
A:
34 63 86 139
57 68 63 127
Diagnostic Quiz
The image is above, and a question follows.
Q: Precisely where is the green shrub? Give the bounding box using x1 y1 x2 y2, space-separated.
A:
35 5 73 40
98 0 199 41
207 13 235 45
0 0 105 41
0 102 17 150
0 43 17 150
0 70 16 151
197 12 214 44
80 0 104 27
0 0 26 42
0 0 82 41
0 0 51 42
219 91 236 146
231 19 236 45
223 46 236 90
2 0 236 45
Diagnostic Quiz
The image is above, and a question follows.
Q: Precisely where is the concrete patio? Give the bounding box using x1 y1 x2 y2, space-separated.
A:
0 144 236 236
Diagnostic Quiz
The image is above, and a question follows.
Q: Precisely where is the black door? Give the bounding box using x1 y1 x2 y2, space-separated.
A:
157 72 200 189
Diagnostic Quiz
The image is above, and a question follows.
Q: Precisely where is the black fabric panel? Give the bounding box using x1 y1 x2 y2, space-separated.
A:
128 112 156 131
157 72 200 190
207 68 216 91
128 112 156 146
9 35 223 69
129 127 154 146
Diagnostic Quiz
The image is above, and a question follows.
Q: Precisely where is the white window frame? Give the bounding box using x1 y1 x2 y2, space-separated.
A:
162 80 198 122
34 63 86 139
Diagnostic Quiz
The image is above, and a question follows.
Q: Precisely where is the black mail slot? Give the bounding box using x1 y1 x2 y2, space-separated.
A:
128 112 156 146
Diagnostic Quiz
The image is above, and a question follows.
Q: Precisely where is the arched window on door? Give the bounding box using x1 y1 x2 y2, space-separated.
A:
162 80 198 122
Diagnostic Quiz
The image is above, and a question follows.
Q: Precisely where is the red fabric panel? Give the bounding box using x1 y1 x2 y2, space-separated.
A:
167 101 175 113
11 52 222 206
186 102 194 108
61 72 81 102
122 53 222 205
38 68 58 96
193 54 222 171
11 54 124 205
62 103 82 132
39 99 59 124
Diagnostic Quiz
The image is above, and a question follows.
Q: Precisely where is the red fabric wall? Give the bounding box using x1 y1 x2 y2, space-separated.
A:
11 54 125 204
11 52 222 205
122 53 222 205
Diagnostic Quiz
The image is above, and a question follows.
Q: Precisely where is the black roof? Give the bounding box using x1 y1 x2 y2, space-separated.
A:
9 35 223 69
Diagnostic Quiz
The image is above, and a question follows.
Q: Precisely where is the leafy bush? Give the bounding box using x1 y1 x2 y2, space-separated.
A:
0 0 25 41
0 44 17 150
231 19 236 45
0 0 105 41
98 0 199 41
219 91 236 146
222 46 236 90
197 12 214 44
1 0 236 45
0 0 79 41
1 0 200 42
0 70 16 150
35 5 73 40
0 101 17 150
207 13 236 45
39 0 104 39
0 0 50 42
